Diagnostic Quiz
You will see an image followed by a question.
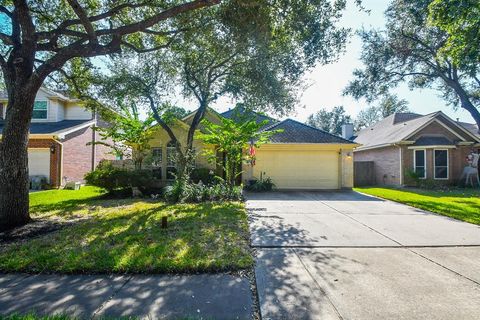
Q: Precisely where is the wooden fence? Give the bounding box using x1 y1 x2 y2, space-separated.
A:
354 161 375 187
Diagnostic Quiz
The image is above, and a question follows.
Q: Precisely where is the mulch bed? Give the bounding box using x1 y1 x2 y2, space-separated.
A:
0 216 88 245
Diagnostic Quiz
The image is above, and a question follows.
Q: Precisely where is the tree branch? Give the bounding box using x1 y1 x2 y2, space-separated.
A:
65 0 97 43
94 0 219 37
34 0 219 83
0 33 13 45
0 6 12 18
120 36 176 53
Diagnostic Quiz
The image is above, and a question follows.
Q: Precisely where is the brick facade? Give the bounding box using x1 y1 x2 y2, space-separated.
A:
61 125 115 183
354 146 401 185
28 139 62 187
402 145 476 185
355 119 479 187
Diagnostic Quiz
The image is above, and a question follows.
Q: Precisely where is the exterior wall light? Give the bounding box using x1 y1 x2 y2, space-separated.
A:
50 144 56 154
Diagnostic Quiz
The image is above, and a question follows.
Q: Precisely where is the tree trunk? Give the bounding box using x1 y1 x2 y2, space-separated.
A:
447 74 480 132
0 87 37 231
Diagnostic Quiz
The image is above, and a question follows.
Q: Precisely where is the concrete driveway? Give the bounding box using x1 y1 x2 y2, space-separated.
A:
246 191 480 320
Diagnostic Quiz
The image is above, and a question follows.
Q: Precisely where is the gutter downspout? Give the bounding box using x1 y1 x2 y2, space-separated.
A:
91 109 96 171
397 144 404 186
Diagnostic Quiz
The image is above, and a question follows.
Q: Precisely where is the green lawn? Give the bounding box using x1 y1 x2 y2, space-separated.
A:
0 187 252 273
355 187 480 225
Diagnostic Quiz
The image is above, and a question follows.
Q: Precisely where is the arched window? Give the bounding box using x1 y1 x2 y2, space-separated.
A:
166 141 177 180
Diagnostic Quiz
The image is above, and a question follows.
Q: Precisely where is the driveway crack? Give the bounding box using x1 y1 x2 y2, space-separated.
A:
408 249 480 287
90 275 133 319
292 248 344 320
320 201 403 246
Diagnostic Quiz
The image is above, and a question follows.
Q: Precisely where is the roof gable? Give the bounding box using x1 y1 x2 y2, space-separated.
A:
354 111 480 150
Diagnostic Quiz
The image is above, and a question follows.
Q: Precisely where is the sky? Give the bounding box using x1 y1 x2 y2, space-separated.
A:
185 0 474 124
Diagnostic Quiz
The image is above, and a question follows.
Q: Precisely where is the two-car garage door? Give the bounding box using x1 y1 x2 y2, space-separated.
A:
253 149 339 189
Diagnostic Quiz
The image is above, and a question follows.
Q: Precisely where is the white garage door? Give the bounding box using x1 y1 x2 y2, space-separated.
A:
253 149 339 189
28 149 50 181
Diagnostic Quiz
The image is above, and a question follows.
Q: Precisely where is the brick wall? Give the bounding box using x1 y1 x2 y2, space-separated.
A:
62 125 115 183
403 145 475 185
354 146 401 185
28 139 62 187
94 129 116 167
62 127 93 182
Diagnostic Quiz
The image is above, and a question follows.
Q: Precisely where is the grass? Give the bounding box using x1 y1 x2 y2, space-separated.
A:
0 187 253 273
355 187 480 225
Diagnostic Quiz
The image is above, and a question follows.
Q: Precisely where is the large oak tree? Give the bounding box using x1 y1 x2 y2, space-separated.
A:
0 0 353 230
344 0 480 131
0 0 219 231
94 1 350 177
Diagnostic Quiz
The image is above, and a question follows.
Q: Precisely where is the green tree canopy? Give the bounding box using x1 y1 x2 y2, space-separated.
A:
428 0 480 69
354 94 409 131
306 106 352 136
199 116 278 187
344 0 480 131
0 0 356 230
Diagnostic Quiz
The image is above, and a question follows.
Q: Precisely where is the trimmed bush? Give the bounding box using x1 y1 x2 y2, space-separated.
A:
245 177 275 192
85 161 153 196
190 167 216 184
165 178 242 203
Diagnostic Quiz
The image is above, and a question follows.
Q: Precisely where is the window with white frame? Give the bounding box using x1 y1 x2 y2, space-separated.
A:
434 149 448 179
166 141 177 180
151 147 162 167
32 101 48 119
414 149 426 178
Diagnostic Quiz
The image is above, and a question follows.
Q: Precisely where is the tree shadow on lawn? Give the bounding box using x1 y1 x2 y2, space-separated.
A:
0 202 252 274
29 195 133 217
1 195 141 243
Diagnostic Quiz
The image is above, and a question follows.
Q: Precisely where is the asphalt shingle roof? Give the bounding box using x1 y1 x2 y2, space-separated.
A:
459 121 480 138
354 111 480 150
355 112 439 149
0 120 93 135
263 119 355 144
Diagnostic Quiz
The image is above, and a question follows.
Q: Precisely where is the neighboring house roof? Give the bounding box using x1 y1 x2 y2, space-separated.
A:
0 86 79 102
459 121 480 138
354 111 480 150
262 119 356 144
0 119 94 136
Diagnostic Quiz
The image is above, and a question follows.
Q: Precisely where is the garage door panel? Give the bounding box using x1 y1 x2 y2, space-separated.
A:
28 149 50 181
253 150 339 189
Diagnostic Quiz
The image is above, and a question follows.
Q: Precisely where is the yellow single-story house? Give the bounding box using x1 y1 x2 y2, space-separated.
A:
148 107 358 190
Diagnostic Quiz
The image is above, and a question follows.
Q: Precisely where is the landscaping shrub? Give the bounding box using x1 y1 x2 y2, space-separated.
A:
245 177 275 192
164 177 242 203
85 161 153 196
190 167 216 184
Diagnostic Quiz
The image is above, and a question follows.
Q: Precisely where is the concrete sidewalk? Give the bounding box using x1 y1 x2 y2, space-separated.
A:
0 273 253 319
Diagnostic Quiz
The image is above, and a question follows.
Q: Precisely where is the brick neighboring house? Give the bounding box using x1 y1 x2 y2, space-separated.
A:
0 87 114 188
352 112 480 186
